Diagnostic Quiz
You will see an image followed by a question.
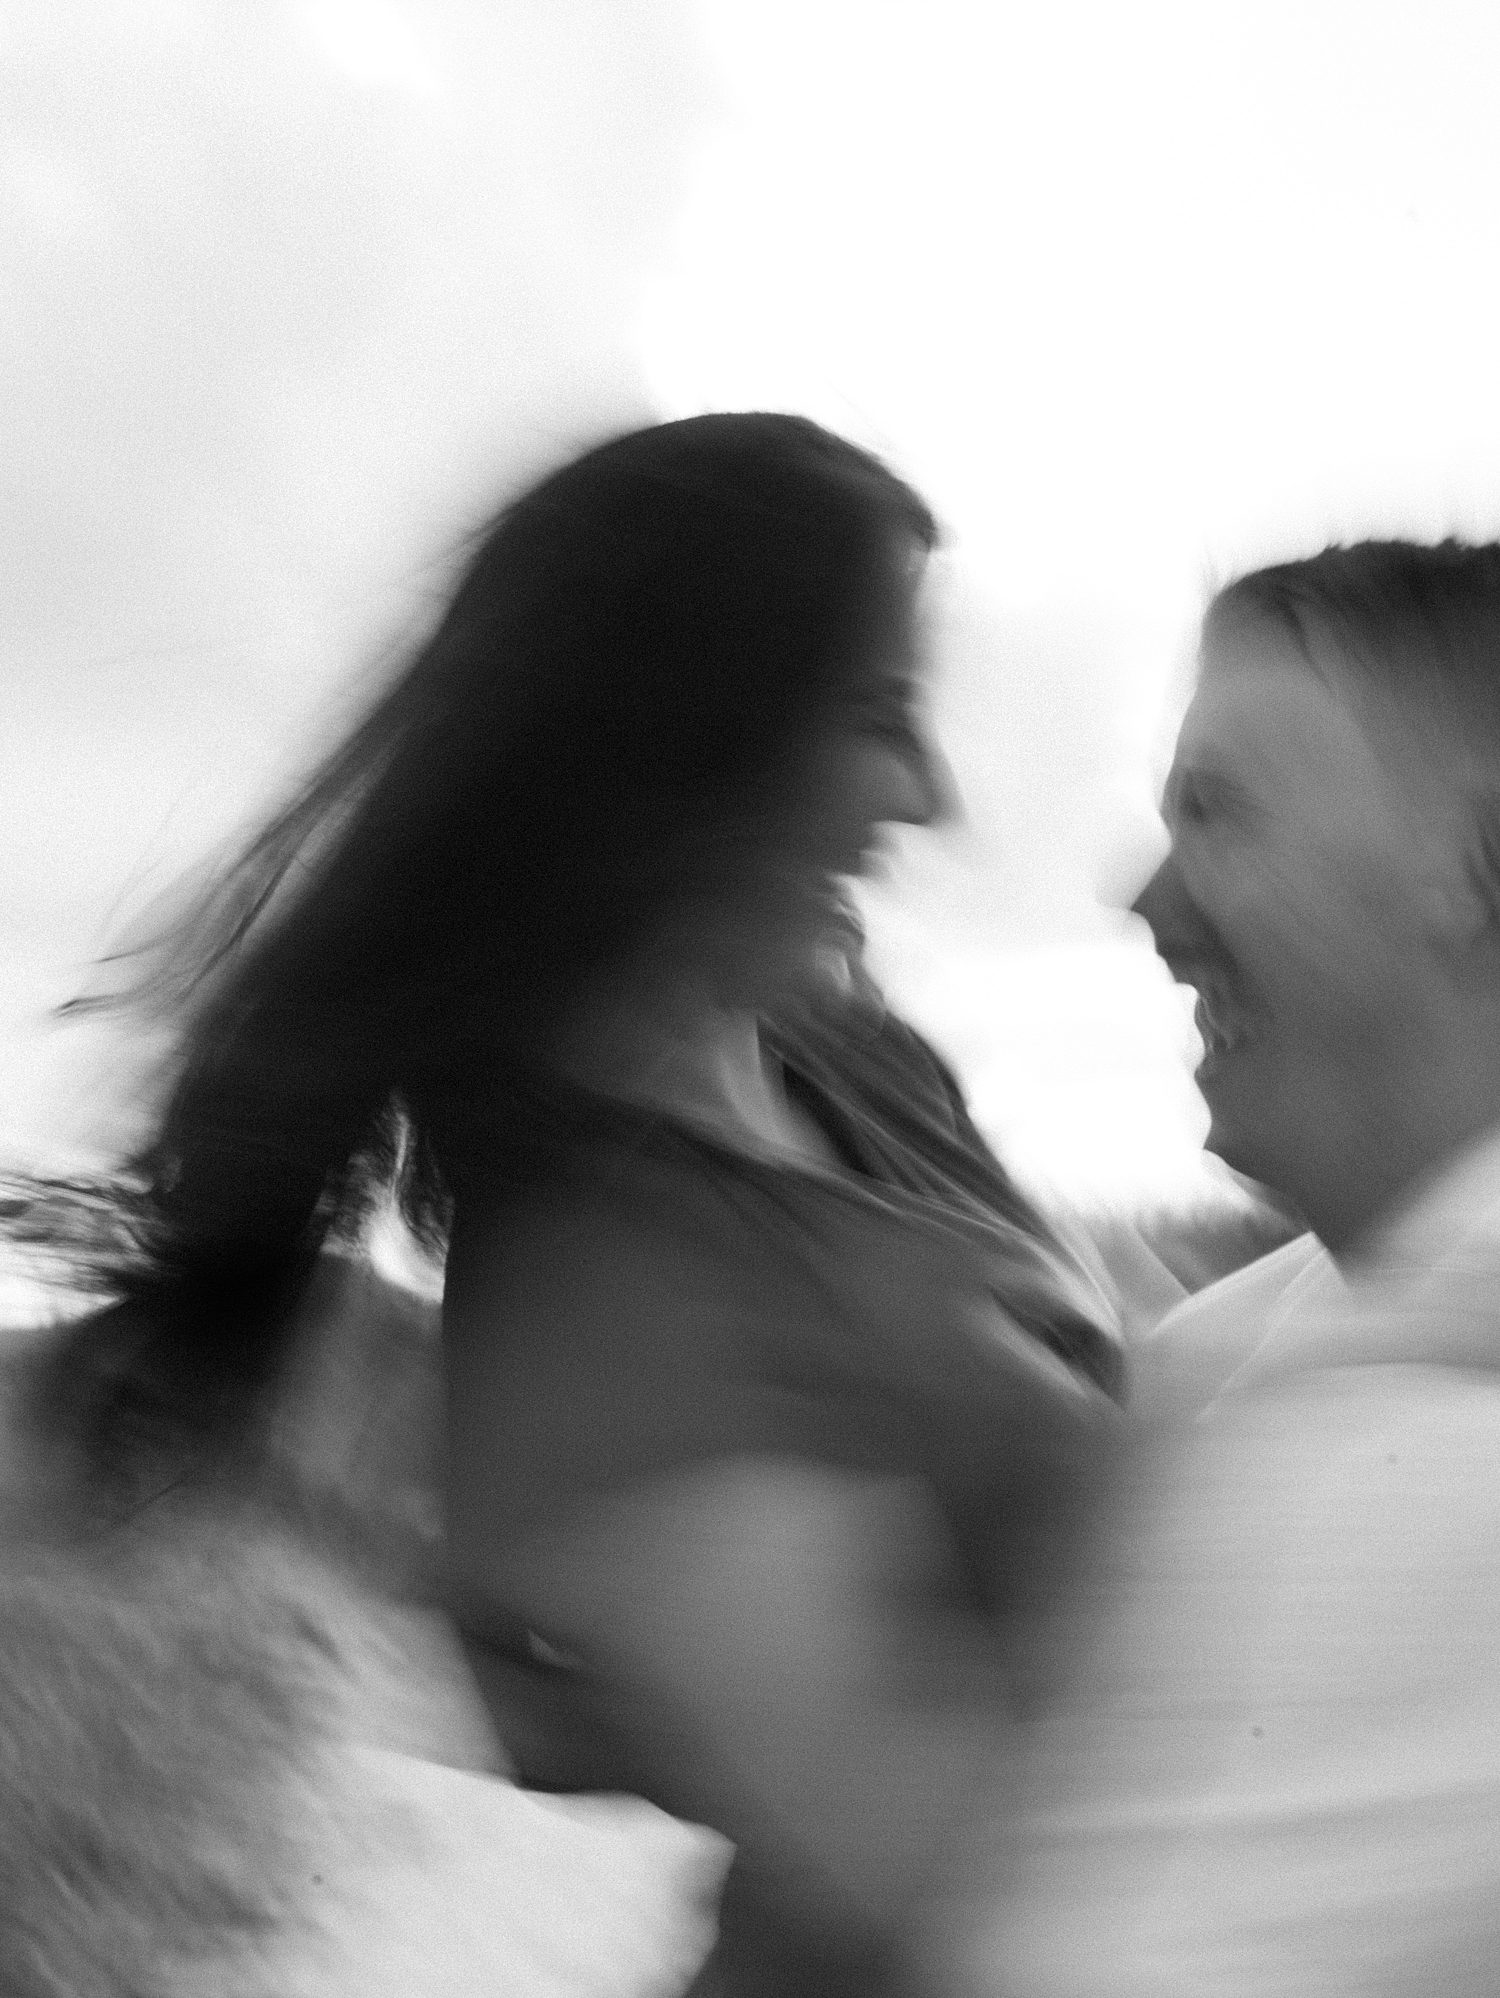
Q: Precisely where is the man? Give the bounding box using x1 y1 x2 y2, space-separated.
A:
931 540 1500 1996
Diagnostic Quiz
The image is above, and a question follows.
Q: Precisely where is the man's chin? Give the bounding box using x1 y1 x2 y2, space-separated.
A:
1193 1024 1320 1227
1198 1059 1266 1167
1201 1112 1303 1220
1204 1139 1307 1220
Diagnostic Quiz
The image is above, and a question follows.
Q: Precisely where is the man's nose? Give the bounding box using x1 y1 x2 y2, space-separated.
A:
1095 796 1170 918
1129 849 1199 966
1130 855 1171 932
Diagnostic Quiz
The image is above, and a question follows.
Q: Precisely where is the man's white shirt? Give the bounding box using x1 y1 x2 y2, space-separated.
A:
951 1129 1500 1997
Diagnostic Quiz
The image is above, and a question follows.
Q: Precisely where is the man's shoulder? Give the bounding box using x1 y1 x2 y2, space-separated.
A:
1130 1232 1326 1421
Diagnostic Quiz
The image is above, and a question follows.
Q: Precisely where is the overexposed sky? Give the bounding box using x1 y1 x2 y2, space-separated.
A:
6 0 1500 1205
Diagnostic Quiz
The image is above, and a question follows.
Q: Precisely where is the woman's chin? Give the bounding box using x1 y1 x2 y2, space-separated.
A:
725 938 855 1014
810 942 857 1001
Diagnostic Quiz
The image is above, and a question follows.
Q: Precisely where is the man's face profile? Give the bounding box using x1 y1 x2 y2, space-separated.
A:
1131 608 1455 1228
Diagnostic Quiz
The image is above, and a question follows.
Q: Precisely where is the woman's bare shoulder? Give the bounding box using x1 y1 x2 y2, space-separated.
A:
441 1166 808 1571
443 1164 768 1372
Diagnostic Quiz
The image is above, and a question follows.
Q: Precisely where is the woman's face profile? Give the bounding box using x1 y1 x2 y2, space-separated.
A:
692 567 955 1008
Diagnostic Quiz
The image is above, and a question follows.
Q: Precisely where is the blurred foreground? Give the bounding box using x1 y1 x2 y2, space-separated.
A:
0 1199 1281 1996
0 1254 727 1998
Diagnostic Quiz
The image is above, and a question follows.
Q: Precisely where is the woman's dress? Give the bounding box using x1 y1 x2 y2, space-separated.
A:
442 993 1123 1994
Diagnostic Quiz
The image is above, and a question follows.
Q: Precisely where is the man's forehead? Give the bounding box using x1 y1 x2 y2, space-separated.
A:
1172 622 1349 776
1173 605 1475 830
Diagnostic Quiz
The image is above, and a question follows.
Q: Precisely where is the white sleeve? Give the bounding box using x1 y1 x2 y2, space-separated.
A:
944 1368 1500 1998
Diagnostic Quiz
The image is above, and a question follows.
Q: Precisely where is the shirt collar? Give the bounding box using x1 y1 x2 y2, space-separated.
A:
1209 1122 1500 1401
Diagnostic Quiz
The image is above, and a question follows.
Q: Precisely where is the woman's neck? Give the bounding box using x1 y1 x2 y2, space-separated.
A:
554 975 837 1165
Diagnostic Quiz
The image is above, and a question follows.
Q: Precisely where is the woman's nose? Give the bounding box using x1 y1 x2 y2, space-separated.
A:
906 734 963 830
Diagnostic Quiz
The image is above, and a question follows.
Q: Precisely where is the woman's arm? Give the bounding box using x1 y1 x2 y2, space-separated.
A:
441 1191 1032 1969
451 1452 1017 1948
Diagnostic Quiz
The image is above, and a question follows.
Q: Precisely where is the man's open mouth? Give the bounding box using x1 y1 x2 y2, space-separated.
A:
1191 967 1259 1058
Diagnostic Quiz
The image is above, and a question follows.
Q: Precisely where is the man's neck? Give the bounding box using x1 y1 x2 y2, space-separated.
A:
1304 1062 1500 1265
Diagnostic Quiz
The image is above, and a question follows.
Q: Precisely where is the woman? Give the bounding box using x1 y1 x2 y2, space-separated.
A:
33 414 1123 1994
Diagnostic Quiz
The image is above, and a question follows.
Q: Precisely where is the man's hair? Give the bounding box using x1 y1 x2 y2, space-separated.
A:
1209 538 1500 745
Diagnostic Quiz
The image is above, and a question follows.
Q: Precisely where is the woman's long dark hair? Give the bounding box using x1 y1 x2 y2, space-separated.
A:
28 412 938 1499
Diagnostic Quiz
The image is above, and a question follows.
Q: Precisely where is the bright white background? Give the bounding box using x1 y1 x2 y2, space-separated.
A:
7 0 1500 1208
